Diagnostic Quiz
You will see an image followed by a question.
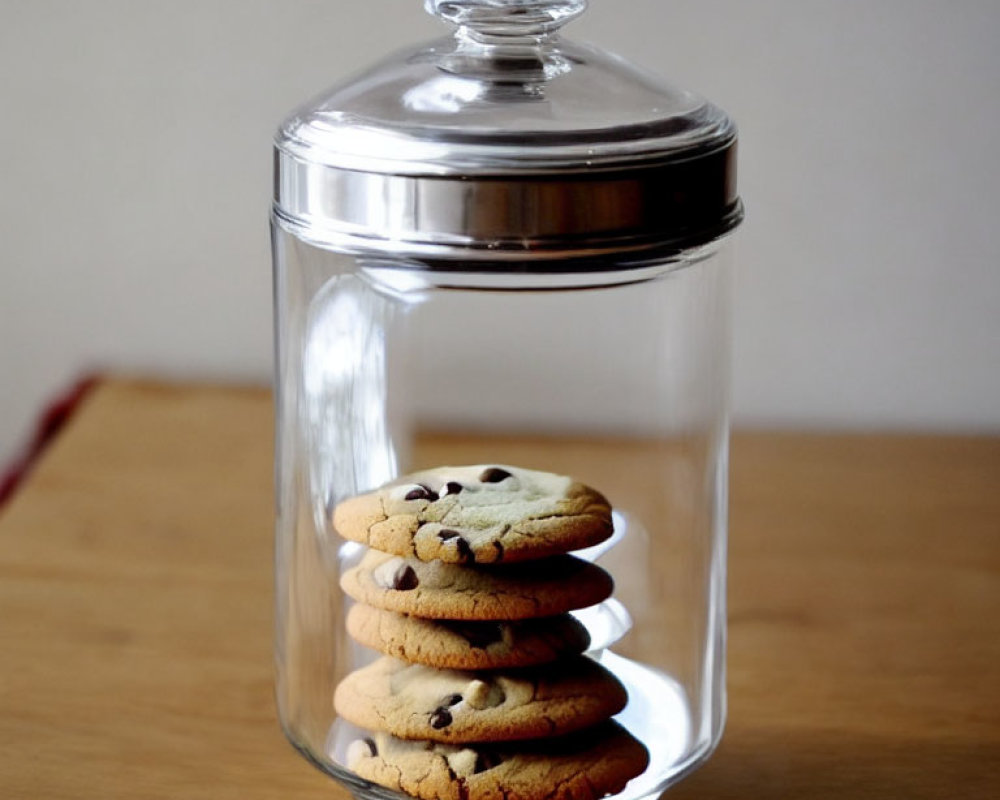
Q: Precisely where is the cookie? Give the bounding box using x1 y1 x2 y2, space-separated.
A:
344 721 649 800
341 551 614 620
346 605 591 670
334 655 626 743
333 465 613 565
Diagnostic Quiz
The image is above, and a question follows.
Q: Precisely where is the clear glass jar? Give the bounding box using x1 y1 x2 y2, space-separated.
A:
272 3 742 799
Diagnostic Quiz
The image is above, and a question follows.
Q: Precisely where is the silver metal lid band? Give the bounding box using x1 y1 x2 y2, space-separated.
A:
273 139 741 263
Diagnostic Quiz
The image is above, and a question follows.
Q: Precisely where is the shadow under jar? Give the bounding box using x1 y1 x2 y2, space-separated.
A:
272 2 743 799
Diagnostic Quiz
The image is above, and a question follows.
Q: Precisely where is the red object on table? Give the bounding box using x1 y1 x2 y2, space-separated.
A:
0 376 98 507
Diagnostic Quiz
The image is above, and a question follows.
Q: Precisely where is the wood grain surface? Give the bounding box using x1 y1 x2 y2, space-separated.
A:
1 380 997 799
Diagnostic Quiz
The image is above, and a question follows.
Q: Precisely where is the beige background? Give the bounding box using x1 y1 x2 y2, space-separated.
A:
2 0 999 465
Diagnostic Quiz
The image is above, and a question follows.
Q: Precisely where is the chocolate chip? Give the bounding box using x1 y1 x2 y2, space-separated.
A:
454 537 474 562
478 467 512 483
437 529 473 561
492 541 504 559
405 484 438 502
429 707 453 729
442 481 463 495
443 693 462 707
441 620 504 649
474 750 503 774
393 564 419 591
362 737 377 756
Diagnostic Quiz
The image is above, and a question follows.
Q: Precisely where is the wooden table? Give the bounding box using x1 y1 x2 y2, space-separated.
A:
1 381 997 799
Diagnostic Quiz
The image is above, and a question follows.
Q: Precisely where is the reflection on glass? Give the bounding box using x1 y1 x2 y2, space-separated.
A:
303 274 399 535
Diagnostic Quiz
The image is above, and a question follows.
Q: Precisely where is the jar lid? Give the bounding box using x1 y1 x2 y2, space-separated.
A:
274 0 742 266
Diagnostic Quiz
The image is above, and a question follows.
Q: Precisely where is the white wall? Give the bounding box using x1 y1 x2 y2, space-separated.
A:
2 0 999 465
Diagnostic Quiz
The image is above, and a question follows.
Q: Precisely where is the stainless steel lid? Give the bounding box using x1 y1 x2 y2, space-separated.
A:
274 0 742 266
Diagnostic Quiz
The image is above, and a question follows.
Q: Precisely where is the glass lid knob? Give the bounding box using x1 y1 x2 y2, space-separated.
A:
425 0 587 40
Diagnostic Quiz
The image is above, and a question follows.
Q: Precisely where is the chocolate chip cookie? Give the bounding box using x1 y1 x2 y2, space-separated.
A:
345 605 591 670
333 465 613 565
344 721 649 800
341 550 614 620
334 655 627 743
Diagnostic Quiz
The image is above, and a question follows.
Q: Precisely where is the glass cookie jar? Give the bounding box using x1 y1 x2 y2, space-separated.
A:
272 1 742 799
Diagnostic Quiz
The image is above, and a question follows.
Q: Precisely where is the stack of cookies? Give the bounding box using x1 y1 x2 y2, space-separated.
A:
332 465 649 800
